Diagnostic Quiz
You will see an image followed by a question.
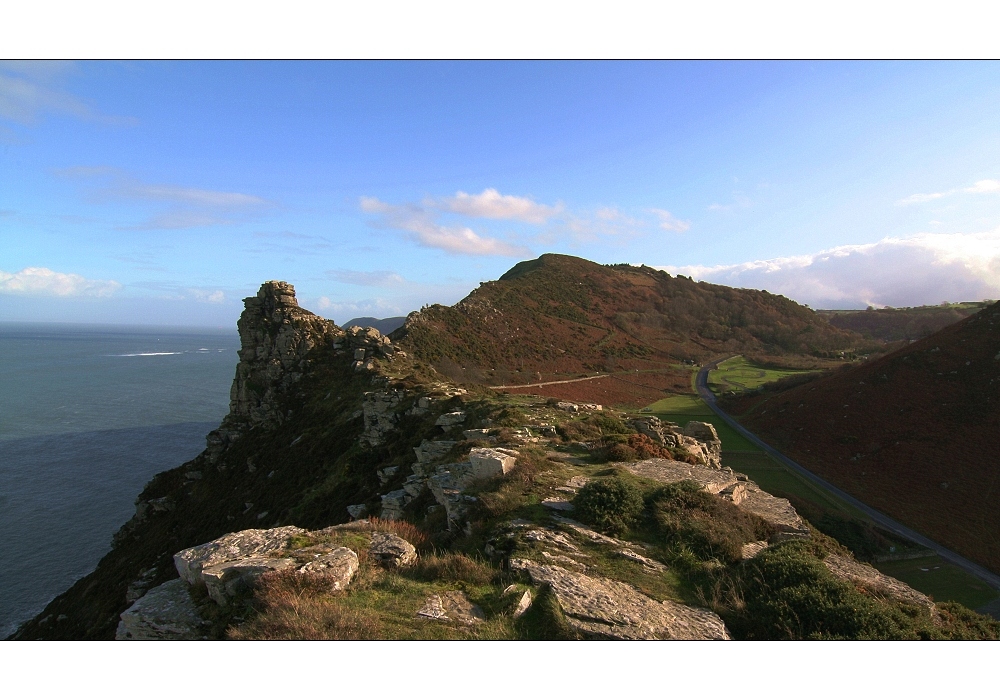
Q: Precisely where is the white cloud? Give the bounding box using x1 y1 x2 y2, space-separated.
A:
967 179 1000 194
707 193 752 211
360 196 529 257
897 178 1000 206
648 208 691 233
57 167 272 230
0 62 133 126
0 267 121 297
439 188 561 224
660 230 1000 309
188 289 225 304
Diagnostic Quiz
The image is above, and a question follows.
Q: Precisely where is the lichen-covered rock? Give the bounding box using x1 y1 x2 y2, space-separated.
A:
297 547 359 591
435 411 467 427
202 557 297 606
468 447 517 479
416 591 485 624
379 490 408 521
174 526 305 586
511 559 729 640
115 579 209 640
361 389 405 446
369 532 417 568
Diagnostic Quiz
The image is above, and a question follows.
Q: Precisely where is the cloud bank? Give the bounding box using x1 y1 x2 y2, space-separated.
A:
0 267 121 297
660 231 1000 308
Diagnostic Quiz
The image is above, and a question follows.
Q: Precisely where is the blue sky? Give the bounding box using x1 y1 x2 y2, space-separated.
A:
3 60 1000 327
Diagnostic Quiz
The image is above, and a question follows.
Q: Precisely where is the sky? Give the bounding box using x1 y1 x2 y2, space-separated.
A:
3 60 1000 327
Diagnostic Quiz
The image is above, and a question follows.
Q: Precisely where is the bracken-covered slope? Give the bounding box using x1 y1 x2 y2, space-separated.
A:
397 254 869 387
723 302 1000 574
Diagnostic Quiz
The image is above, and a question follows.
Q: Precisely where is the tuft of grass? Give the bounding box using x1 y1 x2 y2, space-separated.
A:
228 569 382 640
411 552 496 586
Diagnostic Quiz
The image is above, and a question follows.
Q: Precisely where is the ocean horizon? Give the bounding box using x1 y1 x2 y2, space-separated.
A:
0 322 240 637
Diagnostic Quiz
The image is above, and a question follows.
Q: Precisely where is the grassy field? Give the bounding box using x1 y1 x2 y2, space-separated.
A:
874 556 999 610
642 394 761 452
707 355 813 394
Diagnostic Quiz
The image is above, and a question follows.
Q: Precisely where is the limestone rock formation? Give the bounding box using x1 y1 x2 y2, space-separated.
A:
115 579 210 641
511 559 730 640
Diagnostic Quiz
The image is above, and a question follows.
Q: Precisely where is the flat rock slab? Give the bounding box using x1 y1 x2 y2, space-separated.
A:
622 459 737 494
619 548 667 572
741 541 769 560
511 559 729 640
541 497 575 511
416 591 485 625
298 547 359 591
116 579 210 641
369 531 417 568
202 557 297 606
174 526 305 585
824 554 934 610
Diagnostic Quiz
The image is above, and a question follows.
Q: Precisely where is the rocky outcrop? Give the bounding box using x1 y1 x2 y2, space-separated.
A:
115 579 210 640
361 389 405 446
511 559 730 640
341 325 402 373
621 459 809 539
297 547 359 591
218 282 342 446
202 557 298 606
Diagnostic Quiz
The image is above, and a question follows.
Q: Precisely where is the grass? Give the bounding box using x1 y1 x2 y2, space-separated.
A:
708 355 814 394
874 556 1000 610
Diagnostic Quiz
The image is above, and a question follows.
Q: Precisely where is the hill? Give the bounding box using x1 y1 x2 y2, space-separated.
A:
397 254 871 405
721 302 1000 574
819 302 991 342
344 316 407 335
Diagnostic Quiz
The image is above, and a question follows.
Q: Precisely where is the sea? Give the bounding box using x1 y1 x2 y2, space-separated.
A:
0 322 240 638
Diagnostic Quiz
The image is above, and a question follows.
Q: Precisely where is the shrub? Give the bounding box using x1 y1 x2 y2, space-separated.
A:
720 541 902 640
605 443 638 462
647 481 774 563
573 476 644 535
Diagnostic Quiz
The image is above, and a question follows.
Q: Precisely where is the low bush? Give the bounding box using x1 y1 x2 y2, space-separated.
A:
573 476 644 535
647 481 774 563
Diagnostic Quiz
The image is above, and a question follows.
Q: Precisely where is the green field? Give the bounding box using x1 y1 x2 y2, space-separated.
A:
708 355 813 394
642 394 760 452
874 556 999 610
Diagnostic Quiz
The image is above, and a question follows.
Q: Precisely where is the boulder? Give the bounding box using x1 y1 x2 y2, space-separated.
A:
511 559 729 640
468 447 517 479
201 557 297 606
174 526 305 586
346 503 368 520
435 411 467 427
116 579 210 641
380 490 408 521
369 532 417 568
297 547 359 591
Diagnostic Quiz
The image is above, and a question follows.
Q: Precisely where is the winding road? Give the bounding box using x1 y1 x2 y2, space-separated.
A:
697 357 1000 592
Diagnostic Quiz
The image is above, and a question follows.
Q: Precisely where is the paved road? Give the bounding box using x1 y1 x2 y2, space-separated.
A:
697 357 1000 592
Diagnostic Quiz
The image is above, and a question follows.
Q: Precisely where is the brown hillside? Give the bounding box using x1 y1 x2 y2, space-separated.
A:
820 303 990 342
396 254 869 393
724 302 1000 574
